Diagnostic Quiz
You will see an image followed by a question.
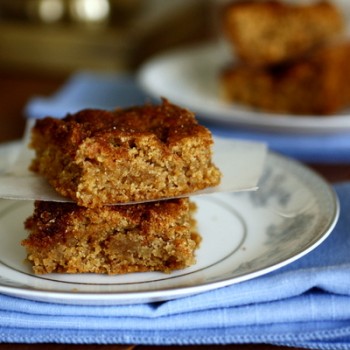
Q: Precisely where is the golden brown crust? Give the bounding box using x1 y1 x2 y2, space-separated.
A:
29 99 221 207
22 199 200 274
220 41 350 115
222 0 344 66
31 100 208 153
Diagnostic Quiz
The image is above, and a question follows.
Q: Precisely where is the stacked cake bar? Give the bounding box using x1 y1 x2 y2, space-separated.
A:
219 0 350 115
221 0 344 67
21 99 221 274
220 41 350 115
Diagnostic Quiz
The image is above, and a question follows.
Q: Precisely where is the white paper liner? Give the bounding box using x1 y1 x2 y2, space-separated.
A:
0 131 267 204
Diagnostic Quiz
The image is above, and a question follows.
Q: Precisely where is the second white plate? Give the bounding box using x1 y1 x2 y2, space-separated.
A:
138 42 350 134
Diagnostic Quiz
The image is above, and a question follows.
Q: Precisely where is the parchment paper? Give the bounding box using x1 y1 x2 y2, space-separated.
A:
0 132 267 204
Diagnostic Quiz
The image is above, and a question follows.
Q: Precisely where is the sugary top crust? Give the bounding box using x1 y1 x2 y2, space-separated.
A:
24 198 190 248
31 99 211 152
26 198 189 227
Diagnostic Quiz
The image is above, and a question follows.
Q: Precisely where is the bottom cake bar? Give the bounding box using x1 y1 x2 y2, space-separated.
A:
220 41 350 115
22 198 200 274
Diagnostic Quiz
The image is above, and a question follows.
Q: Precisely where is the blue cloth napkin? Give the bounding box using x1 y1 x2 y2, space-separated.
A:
24 71 350 164
0 182 349 349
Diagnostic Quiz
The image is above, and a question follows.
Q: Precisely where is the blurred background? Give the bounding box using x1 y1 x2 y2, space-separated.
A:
0 0 216 73
1 0 350 143
0 0 215 142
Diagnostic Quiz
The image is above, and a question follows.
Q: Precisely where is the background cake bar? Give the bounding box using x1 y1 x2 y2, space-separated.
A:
220 41 350 115
221 0 344 67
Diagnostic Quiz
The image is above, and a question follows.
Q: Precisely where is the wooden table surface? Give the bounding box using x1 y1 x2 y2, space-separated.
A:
0 69 349 350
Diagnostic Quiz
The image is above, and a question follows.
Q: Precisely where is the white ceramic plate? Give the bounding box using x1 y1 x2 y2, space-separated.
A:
0 142 339 305
138 42 350 134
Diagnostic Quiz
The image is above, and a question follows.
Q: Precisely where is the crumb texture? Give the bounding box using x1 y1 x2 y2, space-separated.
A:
29 99 221 207
22 199 200 274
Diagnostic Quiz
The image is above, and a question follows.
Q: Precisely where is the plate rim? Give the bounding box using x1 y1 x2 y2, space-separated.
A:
137 42 350 134
0 141 340 305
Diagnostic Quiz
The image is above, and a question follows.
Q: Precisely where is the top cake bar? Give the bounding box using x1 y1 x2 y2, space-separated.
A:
29 99 222 207
221 0 344 67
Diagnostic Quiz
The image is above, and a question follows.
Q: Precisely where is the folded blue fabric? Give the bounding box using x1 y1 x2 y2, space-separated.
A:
10 72 350 347
24 71 350 164
0 182 350 349
25 71 147 119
